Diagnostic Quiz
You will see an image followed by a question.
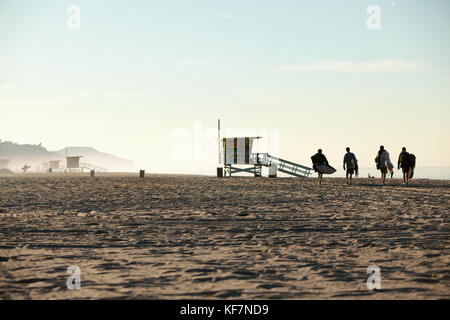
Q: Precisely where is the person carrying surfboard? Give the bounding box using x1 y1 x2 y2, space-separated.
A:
343 147 358 185
375 146 391 185
311 149 329 185
398 147 414 185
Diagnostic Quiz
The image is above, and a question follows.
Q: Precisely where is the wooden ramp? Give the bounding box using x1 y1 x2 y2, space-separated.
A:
253 153 312 178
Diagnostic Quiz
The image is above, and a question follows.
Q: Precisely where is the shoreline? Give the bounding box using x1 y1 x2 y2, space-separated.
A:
1 171 450 182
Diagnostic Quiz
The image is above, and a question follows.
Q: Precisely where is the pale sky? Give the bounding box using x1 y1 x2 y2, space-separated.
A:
1 0 449 174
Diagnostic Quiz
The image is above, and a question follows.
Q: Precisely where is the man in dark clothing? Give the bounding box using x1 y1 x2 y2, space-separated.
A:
343 147 358 184
311 149 328 185
375 145 390 185
398 147 410 185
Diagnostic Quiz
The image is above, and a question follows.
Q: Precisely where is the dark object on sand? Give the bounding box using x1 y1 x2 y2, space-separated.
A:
217 167 223 178
90 170 95 177
408 154 416 179
139 170 145 179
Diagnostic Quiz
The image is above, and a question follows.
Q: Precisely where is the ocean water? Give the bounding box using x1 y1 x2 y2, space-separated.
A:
207 166 450 180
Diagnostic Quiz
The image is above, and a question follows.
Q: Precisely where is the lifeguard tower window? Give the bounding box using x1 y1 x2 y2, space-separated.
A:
50 160 61 170
223 137 259 165
66 156 82 169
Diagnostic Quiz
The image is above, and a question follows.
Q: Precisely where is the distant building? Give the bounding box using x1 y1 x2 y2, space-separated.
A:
42 162 50 171
0 159 10 169
66 156 82 169
50 160 61 170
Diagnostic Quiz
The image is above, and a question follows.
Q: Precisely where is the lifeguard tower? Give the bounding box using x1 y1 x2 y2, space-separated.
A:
218 120 312 178
43 160 62 173
222 136 263 177
65 156 107 173
0 159 10 169
66 156 82 170
50 160 61 170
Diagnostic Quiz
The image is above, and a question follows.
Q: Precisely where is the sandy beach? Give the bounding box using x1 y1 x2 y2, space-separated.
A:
0 173 448 299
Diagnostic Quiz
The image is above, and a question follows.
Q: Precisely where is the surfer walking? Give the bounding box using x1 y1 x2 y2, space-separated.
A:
21 163 31 173
375 146 391 185
398 147 412 185
311 149 329 185
343 147 358 184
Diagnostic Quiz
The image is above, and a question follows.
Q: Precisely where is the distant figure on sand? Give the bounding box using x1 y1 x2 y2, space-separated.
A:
311 149 329 185
375 146 392 185
398 147 415 185
21 163 31 173
343 147 358 184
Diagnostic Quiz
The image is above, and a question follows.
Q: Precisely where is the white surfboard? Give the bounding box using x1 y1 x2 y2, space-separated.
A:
386 160 394 176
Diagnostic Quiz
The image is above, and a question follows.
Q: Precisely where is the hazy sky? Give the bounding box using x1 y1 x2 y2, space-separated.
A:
1 0 449 174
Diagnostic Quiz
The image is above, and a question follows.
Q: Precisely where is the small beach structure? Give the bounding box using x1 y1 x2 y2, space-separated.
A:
44 160 62 172
217 120 312 178
0 159 10 169
220 137 312 178
65 156 107 173
222 136 263 177
66 156 82 169
50 160 61 170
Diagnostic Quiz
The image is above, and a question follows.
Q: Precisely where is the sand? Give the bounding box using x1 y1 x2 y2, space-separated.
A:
0 173 449 299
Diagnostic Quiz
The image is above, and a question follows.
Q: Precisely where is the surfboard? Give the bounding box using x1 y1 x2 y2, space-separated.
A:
408 167 414 179
407 154 416 179
386 160 394 177
316 164 336 174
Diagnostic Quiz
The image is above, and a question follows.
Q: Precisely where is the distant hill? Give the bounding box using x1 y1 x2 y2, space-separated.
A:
0 141 134 172
54 147 134 172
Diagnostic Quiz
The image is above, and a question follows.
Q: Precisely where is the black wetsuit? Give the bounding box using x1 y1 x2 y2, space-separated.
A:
311 153 328 172
398 151 410 173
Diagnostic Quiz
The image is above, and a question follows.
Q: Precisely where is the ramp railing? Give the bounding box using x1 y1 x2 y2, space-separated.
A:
79 162 107 172
251 153 312 178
